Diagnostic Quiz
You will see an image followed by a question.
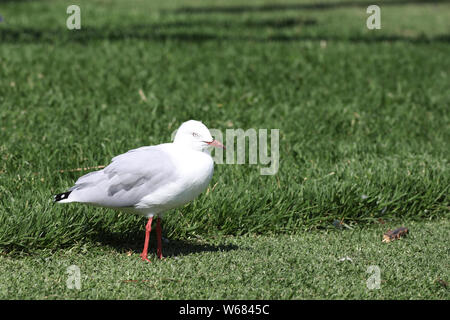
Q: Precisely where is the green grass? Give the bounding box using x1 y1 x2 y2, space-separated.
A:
0 0 449 299
0 218 448 299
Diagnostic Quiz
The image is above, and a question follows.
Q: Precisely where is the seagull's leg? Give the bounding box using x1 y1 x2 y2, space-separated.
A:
140 217 153 262
156 217 163 259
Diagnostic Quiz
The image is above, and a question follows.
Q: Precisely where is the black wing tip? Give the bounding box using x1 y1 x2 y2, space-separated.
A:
54 191 72 202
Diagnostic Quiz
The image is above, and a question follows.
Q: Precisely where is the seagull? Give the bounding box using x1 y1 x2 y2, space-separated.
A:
54 120 225 262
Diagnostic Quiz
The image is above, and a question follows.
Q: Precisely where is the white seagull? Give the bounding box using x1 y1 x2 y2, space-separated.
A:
54 120 225 262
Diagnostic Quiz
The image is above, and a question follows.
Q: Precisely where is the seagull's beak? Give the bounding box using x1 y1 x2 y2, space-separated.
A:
206 140 226 149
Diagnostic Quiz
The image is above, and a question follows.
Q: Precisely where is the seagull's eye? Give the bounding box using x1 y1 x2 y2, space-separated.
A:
192 132 200 138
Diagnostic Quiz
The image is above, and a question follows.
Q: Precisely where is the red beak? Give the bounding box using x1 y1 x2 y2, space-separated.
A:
206 139 226 149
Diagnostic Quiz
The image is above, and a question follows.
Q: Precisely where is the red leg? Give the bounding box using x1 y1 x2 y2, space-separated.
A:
140 217 153 262
156 217 163 259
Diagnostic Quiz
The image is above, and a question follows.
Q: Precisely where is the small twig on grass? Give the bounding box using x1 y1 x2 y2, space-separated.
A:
206 182 218 195
139 89 147 102
58 165 106 173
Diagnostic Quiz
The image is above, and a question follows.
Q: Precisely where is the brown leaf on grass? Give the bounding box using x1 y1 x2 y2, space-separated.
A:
436 278 448 288
382 227 408 242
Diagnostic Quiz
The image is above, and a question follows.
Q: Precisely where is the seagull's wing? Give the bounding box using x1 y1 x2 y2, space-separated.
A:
66 145 178 207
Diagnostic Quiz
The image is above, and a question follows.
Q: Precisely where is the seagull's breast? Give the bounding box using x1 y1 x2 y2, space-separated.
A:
136 147 214 214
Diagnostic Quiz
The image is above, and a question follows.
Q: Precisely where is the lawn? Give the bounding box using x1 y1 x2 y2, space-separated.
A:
0 0 449 299
0 219 448 299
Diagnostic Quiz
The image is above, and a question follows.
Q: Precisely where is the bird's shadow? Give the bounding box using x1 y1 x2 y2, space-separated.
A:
91 231 239 258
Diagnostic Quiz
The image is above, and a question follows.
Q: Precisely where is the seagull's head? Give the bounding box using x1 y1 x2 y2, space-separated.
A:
173 120 225 152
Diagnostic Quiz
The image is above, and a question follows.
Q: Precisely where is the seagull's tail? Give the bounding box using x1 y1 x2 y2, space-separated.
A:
54 191 73 203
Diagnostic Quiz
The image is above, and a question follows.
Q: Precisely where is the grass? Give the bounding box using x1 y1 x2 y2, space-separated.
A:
0 218 448 299
0 0 449 299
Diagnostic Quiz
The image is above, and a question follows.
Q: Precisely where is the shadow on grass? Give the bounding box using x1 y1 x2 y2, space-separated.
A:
0 17 316 44
163 239 238 258
90 230 239 258
170 0 450 14
0 0 36 3
1 24 449 44
145 17 317 29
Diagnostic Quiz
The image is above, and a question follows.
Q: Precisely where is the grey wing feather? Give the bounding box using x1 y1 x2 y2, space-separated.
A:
69 146 178 207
